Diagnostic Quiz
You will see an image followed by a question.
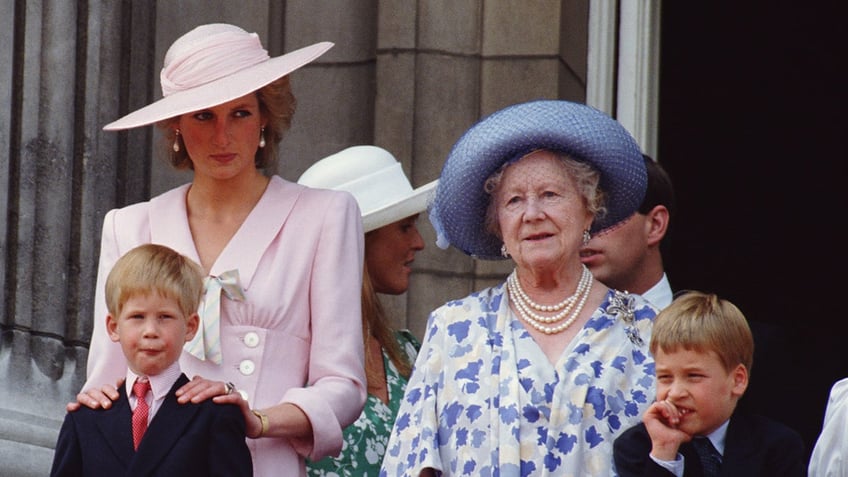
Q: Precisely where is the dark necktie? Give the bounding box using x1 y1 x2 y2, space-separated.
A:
692 436 722 477
132 379 151 450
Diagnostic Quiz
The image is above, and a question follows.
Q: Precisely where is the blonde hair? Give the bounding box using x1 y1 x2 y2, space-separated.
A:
105 244 205 319
483 150 607 239
361 264 414 384
651 291 754 374
157 75 295 171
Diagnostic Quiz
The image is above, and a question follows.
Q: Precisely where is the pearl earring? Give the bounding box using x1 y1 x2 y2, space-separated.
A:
259 127 266 148
582 230 591 245
173 130 181 152
501 244 510 258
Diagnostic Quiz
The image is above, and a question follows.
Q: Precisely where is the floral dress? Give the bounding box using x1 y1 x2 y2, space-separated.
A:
307 331 420 476
380 283 657 477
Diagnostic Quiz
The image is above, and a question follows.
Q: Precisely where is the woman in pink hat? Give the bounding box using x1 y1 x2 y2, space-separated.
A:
70 24 366 476
297 145 437 476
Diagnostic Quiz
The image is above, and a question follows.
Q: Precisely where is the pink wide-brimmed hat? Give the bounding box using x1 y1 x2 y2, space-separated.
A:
103 23 333 131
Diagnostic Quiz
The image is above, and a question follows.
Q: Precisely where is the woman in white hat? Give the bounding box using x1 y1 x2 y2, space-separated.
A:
72 24 366 476
297 145 437 477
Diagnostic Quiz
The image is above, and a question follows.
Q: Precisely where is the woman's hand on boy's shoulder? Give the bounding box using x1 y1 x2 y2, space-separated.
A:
67 379 123 412
176 375 234 404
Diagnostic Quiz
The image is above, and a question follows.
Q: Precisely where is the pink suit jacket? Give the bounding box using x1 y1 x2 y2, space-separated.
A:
84 175 366 477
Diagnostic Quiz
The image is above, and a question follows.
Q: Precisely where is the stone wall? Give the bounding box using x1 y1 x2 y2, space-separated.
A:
0 1 604 474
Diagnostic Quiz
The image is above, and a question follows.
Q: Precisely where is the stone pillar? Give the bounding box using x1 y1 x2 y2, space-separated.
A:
0 2 158 475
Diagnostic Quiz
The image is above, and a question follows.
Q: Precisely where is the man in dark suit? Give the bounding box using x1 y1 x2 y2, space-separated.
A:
613 291 805 477
50 244 252 476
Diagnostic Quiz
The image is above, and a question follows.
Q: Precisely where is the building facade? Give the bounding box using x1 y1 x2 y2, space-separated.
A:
0 1 659 474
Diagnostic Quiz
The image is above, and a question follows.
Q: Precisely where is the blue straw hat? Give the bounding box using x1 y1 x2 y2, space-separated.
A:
429 99 646 260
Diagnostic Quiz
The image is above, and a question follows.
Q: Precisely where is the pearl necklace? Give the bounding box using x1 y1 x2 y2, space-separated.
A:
510 265 593 313
507 265 593 335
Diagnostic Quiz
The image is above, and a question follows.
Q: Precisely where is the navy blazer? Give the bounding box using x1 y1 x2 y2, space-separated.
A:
613 411 806 477
51 374 252 476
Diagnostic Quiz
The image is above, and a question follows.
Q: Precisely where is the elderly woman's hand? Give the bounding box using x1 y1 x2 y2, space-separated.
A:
67 380 123 412
176 375 236 404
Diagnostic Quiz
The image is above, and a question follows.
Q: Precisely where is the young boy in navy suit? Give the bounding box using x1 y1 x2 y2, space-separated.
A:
613 291 805 477
51 244 252 476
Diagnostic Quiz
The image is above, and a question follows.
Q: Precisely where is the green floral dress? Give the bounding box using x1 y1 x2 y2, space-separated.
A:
306 330 420 476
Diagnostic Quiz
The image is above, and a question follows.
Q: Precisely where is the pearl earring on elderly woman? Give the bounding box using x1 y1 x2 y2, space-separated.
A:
501 243 510 258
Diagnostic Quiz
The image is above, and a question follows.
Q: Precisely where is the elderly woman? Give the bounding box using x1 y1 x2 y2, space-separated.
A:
74 24 366 477
380 100 658 477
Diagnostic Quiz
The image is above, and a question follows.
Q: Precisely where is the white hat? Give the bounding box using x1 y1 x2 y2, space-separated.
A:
103 23 333 130
298 146 438 232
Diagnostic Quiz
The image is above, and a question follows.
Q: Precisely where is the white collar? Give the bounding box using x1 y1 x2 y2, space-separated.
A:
125 362 181 401
699 419 730 456
642 273 672 310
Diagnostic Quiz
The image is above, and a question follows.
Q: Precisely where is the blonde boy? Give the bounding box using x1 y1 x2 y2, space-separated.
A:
51 244 251 476
104 243 204 380
613 291 804 477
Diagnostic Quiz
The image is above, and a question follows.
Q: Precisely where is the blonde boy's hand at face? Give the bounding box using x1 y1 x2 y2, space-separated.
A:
643 398 692 461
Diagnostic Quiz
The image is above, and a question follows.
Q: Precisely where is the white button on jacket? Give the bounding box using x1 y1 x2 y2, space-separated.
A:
239 360 256 376
244 332 260 348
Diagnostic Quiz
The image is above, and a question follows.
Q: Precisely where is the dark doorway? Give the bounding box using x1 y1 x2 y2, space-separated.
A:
658 2 847 460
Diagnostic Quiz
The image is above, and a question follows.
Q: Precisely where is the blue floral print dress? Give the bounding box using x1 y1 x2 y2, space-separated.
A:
380 282 656 477
307 331 420 476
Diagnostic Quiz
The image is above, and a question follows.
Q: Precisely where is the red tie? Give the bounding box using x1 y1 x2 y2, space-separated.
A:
132 379 151 450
